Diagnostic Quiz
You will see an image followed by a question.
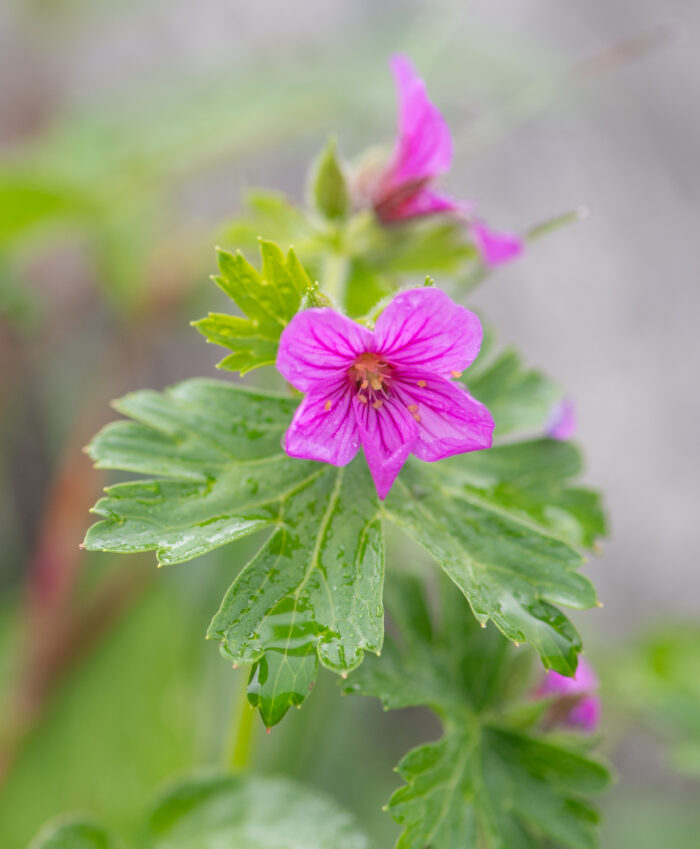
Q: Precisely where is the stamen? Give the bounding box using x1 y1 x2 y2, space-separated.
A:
412 412 421 423
451 370 463 378
417 379 427 388
372 399 383 409
324 400 332 411
407 404 418 413
358 394 368 404
348 351 394 399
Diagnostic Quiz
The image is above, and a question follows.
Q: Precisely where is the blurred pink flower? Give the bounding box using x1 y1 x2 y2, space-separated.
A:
469 220 524 267
276 287 493 499
547 398 577 441
537 656 601 733
371 55 457 224
368 54 524 268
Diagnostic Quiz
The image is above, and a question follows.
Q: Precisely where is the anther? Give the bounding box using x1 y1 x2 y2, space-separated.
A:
411 412 421 423
358 394 368 404
451 370 463 378
324 400 332 411
417 379 427 388
372 400 383 409
360 379 369 390
407 404 418 413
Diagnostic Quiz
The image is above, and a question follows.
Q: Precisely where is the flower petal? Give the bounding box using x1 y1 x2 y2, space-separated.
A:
547 398 576 441
379 186 458 222
277 308 373 393
568 695 601 733
373 287 483 377
392 370 494 461
388 54 452 186
284 386 360 466
538 657 598 697
470 220 524 267
353 395 417 500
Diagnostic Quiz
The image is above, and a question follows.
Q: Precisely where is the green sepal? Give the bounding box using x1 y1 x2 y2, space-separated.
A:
309 137 350 220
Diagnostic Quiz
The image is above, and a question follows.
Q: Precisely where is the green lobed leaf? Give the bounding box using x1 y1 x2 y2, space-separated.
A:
29 773 372 849
84 379 383 724
440 438 607 549
309 138 350 220
382 441 601 675
28 819 118 849
467 347 562 437
389 727 609 849
207 455 384 717
246 647 318 728
84 368 604 720
193 240 318 375
346 575 611 849
148 773 371 849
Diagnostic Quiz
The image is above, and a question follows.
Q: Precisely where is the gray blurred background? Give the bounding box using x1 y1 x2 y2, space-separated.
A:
2 0 699 846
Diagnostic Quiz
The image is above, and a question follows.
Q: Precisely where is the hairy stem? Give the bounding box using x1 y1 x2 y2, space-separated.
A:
320 250 349 308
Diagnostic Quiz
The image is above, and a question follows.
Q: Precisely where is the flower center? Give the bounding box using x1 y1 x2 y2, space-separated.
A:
348 352 393 406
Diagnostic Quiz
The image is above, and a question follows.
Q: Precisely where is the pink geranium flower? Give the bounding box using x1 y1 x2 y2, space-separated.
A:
367 54 524 268
537 656 601 733
276 287 494 499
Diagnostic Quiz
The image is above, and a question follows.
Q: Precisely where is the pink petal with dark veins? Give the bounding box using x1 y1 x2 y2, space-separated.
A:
277 308 372 393
284 384 360 466
353 394 417 500
372 287 483 378
392 369 494 461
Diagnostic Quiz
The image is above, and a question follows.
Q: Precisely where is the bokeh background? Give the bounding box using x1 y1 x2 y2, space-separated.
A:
2 1 699 847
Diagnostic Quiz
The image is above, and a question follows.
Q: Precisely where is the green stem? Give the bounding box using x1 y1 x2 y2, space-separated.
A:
227 670 256 771
321 250 350 308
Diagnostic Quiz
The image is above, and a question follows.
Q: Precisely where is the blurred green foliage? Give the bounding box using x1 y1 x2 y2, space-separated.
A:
30 773 371 849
